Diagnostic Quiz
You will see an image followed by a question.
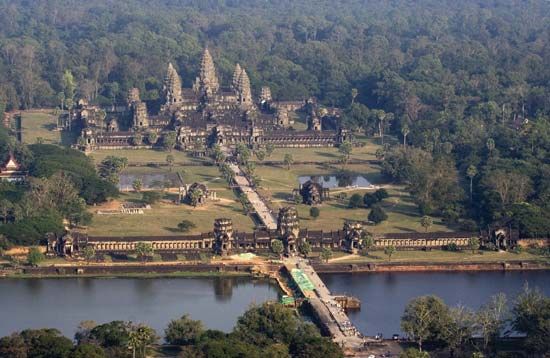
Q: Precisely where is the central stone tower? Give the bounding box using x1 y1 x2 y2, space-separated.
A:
194 48 220 97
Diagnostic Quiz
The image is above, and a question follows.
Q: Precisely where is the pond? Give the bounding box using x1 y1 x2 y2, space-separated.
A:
298 173 372 188
118 173 180 191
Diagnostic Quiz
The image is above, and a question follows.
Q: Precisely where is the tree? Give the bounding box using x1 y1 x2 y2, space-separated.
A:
98 156 128 185
135 242 154 262
420 216 433 232
350 88 358 105
348 193 362 208
0 199 12 223
320 247 333 263
401 295 449 352
466 165 478 202
128 324 157 358
132 178 143 192
298 241 311 257
384 245 396 261
146 131 158 145
468 237 479 254
72 343 106 358
476 293 509 352
188 188 203 207
338 141 353 166
212 145 225 164
309 207 320 220
82 246 96 263
142 191 162 204
165 154 175 171
177 220 196 233
163 131 177 151
131 133 143 146
512 285 550 355
271 239 284 258
368 205 388 224
486 138 495 155
265 144 275 158
283 153 294 170
62 70 76 109
401 124 410 149
165 314 204 345
235 143 251 164
27 247 44 266
441 305 475 356
399 348 430 358
360 232 374 254
255 150 266 163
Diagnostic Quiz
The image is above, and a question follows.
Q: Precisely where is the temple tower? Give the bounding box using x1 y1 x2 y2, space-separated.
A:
236 68 253 108
277 207 300 255
164 63 183 105
195 48 220 97
343 221 363 253
214 218 234 256
231 63 242 90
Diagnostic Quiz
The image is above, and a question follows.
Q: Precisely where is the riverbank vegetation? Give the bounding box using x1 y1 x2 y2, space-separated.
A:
400 286 550 357
0 302 343 358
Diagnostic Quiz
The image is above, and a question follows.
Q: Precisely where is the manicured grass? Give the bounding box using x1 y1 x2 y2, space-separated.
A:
257 138 380 162
20 110 72 145
293 186 453 234
89 149 210 166
87 191 255 236
331 250 547 264
253 162 447 234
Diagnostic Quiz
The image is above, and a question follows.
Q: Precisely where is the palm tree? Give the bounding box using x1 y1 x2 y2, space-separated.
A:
420 215 433 232
384 245 396 261
466 165 478 202
401 124 410 149
0 199 12 223
351 88 358 106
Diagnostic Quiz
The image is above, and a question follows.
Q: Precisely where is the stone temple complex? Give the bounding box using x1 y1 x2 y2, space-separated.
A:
71 48 350 152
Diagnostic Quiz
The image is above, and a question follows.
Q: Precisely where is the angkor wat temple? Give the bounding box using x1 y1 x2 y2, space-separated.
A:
71 48 351 152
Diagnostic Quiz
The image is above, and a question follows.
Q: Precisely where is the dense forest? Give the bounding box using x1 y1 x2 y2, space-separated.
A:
0 0 549 237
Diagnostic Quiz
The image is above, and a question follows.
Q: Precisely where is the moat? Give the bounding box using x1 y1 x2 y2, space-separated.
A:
1 271 548 338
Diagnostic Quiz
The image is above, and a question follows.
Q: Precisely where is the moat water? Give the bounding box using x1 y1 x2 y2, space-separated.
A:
1 271 548 338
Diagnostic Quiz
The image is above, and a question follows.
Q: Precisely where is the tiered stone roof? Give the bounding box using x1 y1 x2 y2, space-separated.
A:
196 48 220 96
164 63 183 104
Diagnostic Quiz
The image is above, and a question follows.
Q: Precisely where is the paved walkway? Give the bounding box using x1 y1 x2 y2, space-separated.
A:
228 162 278 230
285 257 370 353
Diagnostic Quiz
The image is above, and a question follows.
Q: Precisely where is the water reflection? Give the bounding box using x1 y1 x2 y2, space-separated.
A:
0 277 279 337
298 172 372 188
320 271 550 336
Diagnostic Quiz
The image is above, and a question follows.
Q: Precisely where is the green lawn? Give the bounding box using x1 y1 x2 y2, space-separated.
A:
87 190 255 236
257 138 380 162
331 250 546 264
252 162 452 234
20 110 74 145
89 149 210 166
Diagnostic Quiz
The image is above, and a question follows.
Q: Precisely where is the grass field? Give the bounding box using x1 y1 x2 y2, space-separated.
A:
292 186 452 234
19 110 75 145
89 149 210 166
257 138 380 162
252 161 449 234
330 250 546 264
87 190 255 236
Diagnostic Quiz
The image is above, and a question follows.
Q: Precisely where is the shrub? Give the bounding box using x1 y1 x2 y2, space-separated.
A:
368 205 388 224
348 193 362 208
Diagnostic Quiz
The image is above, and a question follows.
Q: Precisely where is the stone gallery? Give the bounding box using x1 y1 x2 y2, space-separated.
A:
69 48 352 152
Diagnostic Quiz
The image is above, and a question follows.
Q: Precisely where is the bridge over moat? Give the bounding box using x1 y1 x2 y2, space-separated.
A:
282 257 370 354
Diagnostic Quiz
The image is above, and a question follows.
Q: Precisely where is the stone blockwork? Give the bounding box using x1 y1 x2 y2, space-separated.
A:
72 48 347 152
